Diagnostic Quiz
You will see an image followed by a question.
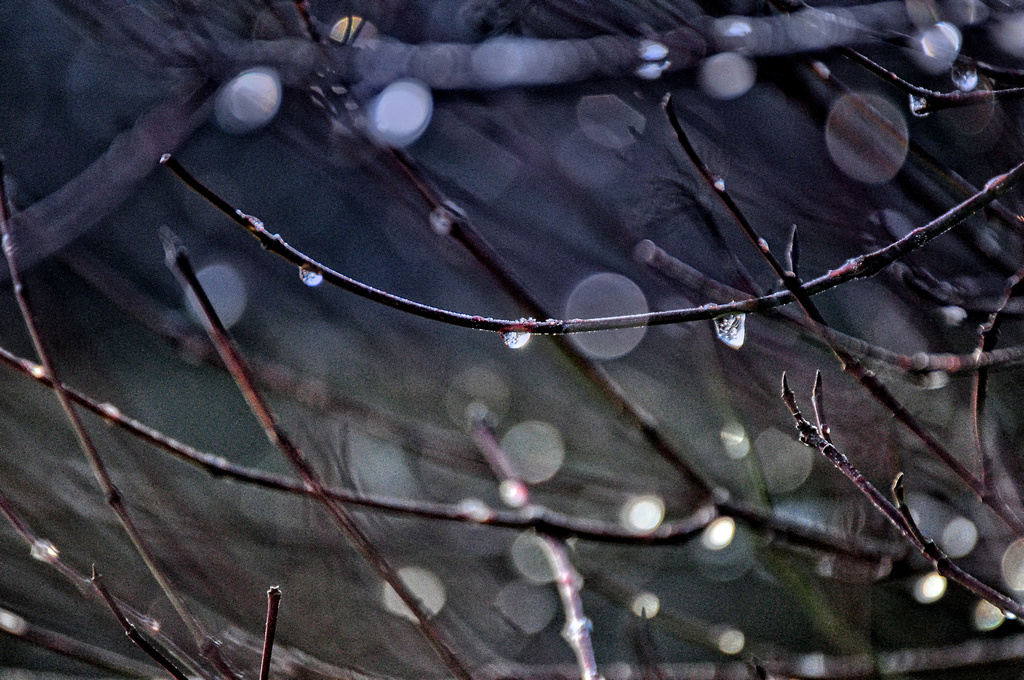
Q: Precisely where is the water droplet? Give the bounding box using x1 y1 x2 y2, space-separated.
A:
713 314 746 349
631 592 660 618
635 61 670 80
717 628 745 654
638 40 669 62
29 364 45 379
30 539 59 563
561 617 593 643
951 65 978 92
299 265 323 287
458 498 493 522
99 403 121 420
237 211 265 229
702 516 735 550
429 207 454 235
139 616 161 633
914 572 947 603
909 94 930 117
502 330 531 349
0 609 27 636
713 177 726 191
499 480 530 508
620 495 665 533
214 68 282 135
1005 610 1017 620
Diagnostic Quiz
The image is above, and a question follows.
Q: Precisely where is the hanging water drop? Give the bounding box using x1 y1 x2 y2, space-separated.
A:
635 61 670 80
951 65 978 92
713 177 726 191
30 539 59 563
638 40 669 62
713 314 746 349
909 94 930 117
502 330 531 349
429 206 454 236
299 265 323 287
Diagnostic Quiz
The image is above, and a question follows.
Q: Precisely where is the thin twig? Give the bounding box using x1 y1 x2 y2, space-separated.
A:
664 99 1024 536
161 230 474 680
0 338 893 559
0 492 208 679
843 48 1024 116
0 161 233 678
470 419 602 680
781 373 1024 619
92 568 190 680
0 606 160 678
159 153 1024 336
260 586 282 680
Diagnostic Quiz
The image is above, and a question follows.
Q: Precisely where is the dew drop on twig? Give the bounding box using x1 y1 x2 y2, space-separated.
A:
909 94 930 117
502 330 531 349
638 40 669 62
951 65 978 92
429 206 454 235
713 314 746 349
30 539 59 563
299 265 323 287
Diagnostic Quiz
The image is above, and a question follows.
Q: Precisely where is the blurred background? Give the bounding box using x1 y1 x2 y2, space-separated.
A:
3 0 1024 678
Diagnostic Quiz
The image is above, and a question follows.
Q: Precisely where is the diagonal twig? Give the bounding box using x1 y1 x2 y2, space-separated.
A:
0 160 234 678
161 229 474 680
781 372 1024 620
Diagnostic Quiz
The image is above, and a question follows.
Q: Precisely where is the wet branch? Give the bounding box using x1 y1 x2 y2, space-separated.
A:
781 373 1024 620
0 162 233 678
161 230 474 680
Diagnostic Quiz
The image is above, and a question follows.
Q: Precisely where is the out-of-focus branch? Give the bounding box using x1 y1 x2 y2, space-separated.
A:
162 230 474 680
471 419 602 680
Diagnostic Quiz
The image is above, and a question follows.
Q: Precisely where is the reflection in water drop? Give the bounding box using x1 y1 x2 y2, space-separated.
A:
30 539 59 563
299 265 323 287
909 94 930 117
565 273 648 360
502 331 531 349
713 314 746 349
382 567 446 622
825 93 909 183
214 68 282 135
951 65 978 92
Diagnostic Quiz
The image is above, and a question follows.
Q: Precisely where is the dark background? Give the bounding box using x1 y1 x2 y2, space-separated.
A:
2 1 1024 678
